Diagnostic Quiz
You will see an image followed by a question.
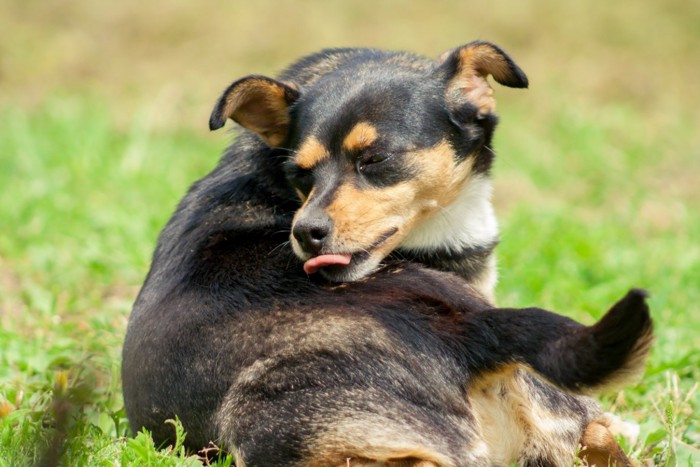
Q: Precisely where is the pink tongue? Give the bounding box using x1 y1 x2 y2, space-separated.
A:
303 254 352 275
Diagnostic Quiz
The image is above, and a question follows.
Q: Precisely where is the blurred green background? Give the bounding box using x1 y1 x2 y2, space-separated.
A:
1 0 698 464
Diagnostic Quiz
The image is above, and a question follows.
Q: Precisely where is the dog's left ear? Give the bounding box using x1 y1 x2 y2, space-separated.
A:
435 41 528 118
209 75 300 147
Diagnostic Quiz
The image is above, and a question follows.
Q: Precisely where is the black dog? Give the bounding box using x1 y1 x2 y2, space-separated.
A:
122 42 652 466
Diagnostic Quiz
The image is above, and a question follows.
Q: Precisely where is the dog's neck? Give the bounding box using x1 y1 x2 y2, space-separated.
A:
396 174 499 302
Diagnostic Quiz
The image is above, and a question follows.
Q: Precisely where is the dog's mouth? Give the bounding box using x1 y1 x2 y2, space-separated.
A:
302 227 399 281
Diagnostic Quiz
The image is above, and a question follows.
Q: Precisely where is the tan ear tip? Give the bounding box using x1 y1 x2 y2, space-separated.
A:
440 41 529 90
474 41 529 89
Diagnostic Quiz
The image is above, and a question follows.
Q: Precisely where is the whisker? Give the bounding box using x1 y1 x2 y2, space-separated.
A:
269 240 291 256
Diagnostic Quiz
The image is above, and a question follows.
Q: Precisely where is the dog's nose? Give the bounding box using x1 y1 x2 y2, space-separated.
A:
293 215 332 255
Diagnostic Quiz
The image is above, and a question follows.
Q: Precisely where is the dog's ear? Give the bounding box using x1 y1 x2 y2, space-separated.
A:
209 75 300 147
435 41 528 118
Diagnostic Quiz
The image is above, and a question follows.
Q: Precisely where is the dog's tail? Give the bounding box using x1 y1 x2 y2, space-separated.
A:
465 289 654 393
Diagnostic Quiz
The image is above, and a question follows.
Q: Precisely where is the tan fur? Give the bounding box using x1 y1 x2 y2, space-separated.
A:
342 122 379 152
456 46 514 86
412 141 474 212
315 450 444 467
296 136 330 169
442 44 518 117
469 365 589 466
232 448 247 467
295 188 308 202
307 422 455 467
446 69 496 117
295 140 473 261
330 457 439 467
579 420 632 466
585 324 655 395
468 366 528 464
324 181 412 254
221 80 292 147
469 255 498 305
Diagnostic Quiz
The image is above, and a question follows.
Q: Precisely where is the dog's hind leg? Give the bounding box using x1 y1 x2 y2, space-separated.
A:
462 288 654 394
579 418 633 467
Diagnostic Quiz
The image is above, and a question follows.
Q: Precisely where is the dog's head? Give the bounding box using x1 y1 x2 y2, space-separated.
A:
210 42 527 282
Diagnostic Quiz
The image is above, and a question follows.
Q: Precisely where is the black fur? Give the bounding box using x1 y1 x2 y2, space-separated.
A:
392 241 499 282
122 45 652 465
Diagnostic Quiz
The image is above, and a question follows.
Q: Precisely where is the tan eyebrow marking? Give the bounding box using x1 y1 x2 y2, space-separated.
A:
295 136 329 169
342 122 379 152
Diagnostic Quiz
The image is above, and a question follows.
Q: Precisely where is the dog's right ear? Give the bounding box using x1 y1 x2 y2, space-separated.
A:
209 75 300 147
435 41 528 119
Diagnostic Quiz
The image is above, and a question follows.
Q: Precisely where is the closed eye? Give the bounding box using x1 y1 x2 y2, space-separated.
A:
358 153 393 172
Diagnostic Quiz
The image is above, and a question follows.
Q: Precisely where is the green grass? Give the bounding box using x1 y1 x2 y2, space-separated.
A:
0 98 229 465
493 100 700 464
1 0 698 464
1 94 698 466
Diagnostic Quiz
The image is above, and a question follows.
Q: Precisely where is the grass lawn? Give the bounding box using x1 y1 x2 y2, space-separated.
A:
1 1 698 465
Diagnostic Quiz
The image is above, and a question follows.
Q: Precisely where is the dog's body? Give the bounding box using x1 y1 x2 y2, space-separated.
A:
122 44 652 466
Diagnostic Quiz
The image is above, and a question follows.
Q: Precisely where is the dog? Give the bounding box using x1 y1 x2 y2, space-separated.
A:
122 42 653 466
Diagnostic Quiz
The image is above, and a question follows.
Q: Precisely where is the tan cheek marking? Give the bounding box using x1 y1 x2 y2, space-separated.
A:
408 140 474 213
322 140 472 252
326 181 418 248
295 136 328 169
342 121 379 152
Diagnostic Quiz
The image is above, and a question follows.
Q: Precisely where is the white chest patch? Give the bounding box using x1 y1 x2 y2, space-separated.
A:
399 174 499 253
